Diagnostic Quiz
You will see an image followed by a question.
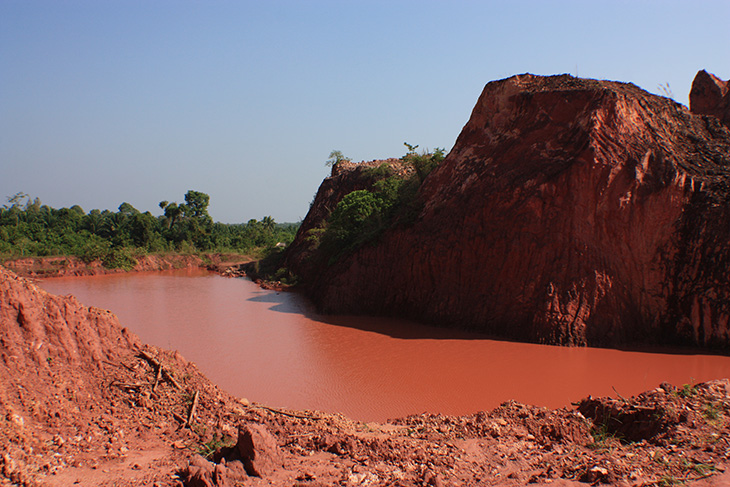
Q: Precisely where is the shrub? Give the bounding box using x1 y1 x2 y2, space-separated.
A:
320 190 386 259
401 146 446 182
77 238 110 263
362 162 393 180
102 247 137 270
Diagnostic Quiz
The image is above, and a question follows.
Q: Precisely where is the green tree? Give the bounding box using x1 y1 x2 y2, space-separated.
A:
326 150 351 167
159 201 184 229
118 202 139 217
261 215 275 233
6 192 29 209
321 189 387 257
129 212 157 248
183 190 211 221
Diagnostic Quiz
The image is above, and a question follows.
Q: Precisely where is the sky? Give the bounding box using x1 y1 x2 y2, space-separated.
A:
1 1 728 224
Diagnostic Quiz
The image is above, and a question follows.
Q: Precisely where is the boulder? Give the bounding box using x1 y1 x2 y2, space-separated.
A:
690 69 730 128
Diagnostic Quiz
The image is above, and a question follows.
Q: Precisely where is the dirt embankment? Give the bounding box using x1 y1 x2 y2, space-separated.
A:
2 253 252 278
1 265 730 486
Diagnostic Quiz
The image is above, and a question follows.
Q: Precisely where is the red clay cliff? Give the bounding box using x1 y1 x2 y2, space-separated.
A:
286 73 730 348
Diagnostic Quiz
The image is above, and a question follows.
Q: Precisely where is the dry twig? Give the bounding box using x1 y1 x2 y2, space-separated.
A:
186 391 199 427
138 350 181 389
256 404 320 420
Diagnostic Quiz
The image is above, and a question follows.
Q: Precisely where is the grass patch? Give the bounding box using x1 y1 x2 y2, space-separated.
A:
702 402 722 421
588 422 621 450
197 434 234 459
674 382 697 398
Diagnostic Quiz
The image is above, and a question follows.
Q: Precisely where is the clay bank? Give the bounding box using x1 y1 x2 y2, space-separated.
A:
285 71 730 349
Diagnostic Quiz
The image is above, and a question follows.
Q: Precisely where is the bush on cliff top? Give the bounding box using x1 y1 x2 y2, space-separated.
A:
316 145 445 263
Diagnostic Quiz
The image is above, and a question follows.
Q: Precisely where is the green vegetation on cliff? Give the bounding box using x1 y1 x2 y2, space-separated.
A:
316 145 445 262
0 191 299 267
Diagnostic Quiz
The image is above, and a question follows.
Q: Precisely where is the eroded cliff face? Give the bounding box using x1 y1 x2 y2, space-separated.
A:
286 73 730 348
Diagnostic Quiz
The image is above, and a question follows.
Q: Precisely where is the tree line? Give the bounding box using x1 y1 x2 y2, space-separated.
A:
0 190 299 268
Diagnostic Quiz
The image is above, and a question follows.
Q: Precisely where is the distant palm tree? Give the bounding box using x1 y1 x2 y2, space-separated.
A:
261 215 275 233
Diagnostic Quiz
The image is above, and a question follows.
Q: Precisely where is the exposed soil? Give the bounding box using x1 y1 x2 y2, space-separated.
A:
2 253 252 278
2 266 730 486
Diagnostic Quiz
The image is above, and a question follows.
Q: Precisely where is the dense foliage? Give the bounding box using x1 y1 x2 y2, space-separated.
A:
0 190 299 267
315 144 445 262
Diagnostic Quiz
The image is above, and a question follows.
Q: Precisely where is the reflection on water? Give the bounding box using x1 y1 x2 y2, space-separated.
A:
39 270 730 422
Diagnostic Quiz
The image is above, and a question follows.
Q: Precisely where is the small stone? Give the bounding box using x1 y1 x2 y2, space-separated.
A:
581 466 610 483
9 413 24 428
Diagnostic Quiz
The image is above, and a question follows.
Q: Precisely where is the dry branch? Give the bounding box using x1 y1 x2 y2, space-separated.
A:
138 350 181 389
186 391 199 427
256 404 320 420
152 364 162 392
112 382 145 391
612 386 629 402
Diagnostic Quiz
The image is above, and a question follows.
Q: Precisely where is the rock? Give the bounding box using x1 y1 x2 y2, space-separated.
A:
285 73 730 348
236 423 282 477
580 465 610 483
221 460 247 482
183 455 216 487
423 470 444 487
182 455 247 487
690 69 730 128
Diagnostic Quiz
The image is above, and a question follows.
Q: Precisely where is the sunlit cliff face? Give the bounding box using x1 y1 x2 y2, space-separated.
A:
286 74 730 348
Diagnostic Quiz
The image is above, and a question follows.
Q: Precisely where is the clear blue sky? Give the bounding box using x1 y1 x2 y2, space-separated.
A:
1 1 727 223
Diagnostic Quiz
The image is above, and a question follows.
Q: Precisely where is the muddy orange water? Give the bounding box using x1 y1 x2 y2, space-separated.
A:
39 269 730 423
